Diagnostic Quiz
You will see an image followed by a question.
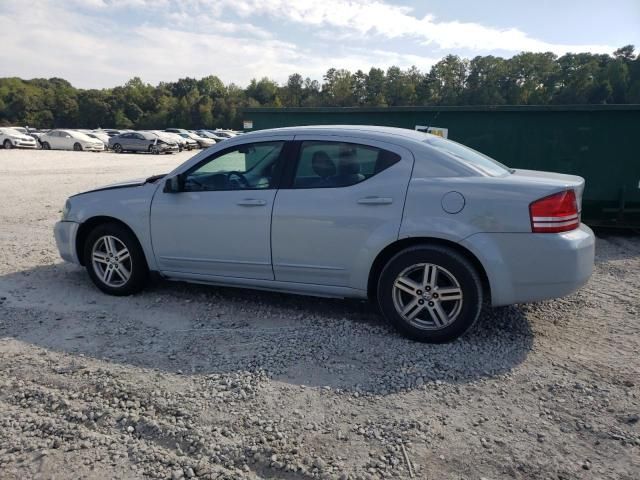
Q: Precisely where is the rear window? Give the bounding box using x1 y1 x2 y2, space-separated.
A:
425 136 510 177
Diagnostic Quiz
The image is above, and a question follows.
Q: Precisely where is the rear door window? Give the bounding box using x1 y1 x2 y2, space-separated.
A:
293 141 400 188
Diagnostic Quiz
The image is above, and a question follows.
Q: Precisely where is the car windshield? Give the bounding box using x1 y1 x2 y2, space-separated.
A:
71 131 96 142
424 136 511 177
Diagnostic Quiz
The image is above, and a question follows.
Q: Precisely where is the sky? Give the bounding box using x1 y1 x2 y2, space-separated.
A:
1 0 639 89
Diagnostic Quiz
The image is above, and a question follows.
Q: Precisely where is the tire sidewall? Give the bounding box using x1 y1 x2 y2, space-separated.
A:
113 144 122 153
42 142 50 150
4 139 12 149
377 246 483 343
74 142 82 151
83 223 148 296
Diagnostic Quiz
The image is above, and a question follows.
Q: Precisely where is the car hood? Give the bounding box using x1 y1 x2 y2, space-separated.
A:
8 133 34 141
71 174 166 197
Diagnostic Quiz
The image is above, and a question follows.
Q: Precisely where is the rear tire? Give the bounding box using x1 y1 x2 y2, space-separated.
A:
83 222 149 296
73 142 82 151
377 245 483 343
3 139 12 149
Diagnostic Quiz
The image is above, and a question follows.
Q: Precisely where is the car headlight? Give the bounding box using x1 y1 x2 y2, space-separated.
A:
61 199 71 220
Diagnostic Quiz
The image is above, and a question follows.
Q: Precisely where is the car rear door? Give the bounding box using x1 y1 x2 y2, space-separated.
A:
271 136 414 288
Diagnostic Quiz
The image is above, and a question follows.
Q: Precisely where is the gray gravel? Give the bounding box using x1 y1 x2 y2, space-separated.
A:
0 149 639 479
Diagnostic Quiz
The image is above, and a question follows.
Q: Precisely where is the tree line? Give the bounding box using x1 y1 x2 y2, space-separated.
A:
0 46 638 130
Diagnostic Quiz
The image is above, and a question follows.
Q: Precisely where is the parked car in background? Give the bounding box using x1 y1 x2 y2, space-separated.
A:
0 127 38 149
98 129 125 137
212 129 239 138
148 131 189 151
39 130 105 151
53 125 595 343
197 130 227 142
164 129 198 150
85 131 110 149
109 131 178 154
183 132 215 149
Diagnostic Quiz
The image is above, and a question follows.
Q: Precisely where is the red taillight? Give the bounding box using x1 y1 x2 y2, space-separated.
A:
530 190 580 233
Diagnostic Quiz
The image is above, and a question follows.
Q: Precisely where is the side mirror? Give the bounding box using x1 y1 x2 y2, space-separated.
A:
163 175 184 193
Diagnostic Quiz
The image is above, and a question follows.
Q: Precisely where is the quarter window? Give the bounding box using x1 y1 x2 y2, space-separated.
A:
293 141 401 188
184 141 285 192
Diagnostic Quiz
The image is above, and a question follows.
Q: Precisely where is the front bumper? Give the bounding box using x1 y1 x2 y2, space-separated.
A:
157 144 179 152
14 140 37 148
84 144 105 151
54 221 81 264
461 224 595 306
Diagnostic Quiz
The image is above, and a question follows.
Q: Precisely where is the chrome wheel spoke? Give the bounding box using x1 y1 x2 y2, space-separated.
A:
394 276 420 296
106 236 118 256
437 287 462 301
402 298 424 320
104 265 115 284
116 248 130 263
426 301 448 327
92 252 109 264
423 264 437 288
116 264 130 281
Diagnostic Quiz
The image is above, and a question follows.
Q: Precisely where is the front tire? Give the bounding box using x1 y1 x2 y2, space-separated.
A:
377 246 483 343
83 223 149 296
41 142 51 150
3 139 12 149
113 143 123 153
73 142 83 151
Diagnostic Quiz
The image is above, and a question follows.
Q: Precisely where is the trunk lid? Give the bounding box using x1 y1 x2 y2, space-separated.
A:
510 169 585 212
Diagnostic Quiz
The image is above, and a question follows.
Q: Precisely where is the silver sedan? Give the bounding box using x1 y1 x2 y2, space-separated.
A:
54 126 594 342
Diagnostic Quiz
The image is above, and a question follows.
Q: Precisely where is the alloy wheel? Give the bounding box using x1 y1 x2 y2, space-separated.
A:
392 263 463 330
91 235 132 288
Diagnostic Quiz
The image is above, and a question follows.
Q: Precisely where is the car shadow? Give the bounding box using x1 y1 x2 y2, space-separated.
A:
0 263 533 394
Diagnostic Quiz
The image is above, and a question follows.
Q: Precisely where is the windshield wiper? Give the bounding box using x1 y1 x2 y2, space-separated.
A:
145 174 166 184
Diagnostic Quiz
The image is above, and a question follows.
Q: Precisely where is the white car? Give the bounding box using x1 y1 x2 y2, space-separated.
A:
87 131 111 148
149 131 188 151
0 127 38 149
184 132 215 149
39 130 105 152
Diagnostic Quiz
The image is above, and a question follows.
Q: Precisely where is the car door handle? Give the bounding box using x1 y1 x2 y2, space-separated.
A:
357 196 393 205
236 199 267 206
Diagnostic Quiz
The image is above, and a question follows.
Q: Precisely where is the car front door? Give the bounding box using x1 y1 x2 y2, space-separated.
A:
117 133 132 150
132 133 147 151
149 136 292 280
271 136 414 288
45 131 59 149
58 131 73 150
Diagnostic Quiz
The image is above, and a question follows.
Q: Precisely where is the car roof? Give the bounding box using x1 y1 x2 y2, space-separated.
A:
237 125 432 146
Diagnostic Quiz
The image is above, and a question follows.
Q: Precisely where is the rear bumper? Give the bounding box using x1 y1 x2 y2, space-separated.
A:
461 224 595 306
54 221 81 264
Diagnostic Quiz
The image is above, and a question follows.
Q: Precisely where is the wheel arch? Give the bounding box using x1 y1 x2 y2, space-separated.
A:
367 237 491 302
75 216 142 266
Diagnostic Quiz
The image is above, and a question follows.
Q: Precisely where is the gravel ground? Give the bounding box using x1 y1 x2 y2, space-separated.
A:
0 149 638 480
